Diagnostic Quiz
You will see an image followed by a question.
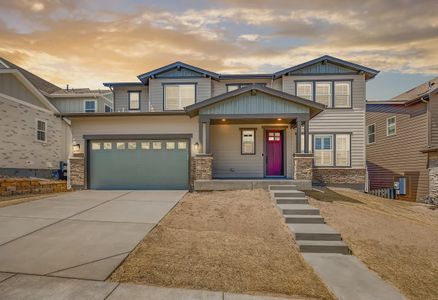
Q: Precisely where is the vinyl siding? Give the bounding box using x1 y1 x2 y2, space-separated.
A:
211 79 273 97
210 124 293 178
430 93 438 147
113 86 149 112
50 96 113 113
366 102 429 201
0 73 46 109
149 78 211 111
283 74 366 169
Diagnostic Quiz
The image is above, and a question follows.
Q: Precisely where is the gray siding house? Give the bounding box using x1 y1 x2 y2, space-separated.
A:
63 56 379 191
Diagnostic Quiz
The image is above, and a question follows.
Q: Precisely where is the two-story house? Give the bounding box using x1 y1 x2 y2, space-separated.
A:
0 57 113 178
366 77 438 201
62 55 379 191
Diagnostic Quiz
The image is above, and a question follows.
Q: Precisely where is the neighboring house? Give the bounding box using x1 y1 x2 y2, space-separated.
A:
61 55 379 190
366 77 438 201
0 57 112 178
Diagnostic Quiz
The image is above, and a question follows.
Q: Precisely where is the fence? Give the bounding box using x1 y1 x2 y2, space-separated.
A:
368 187 397 199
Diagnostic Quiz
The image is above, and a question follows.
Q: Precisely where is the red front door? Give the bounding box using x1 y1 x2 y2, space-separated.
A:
266 130 283 176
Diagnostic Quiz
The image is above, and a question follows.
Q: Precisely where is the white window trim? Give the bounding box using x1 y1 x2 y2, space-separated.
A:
83 100 97 113
104 104 112 112
314 134 334 167
367 123 376 145
35 119 47 143
128 91 141 111
335 134 351 167
386 116 396 136
164 84 196 111
315 81 332 108
334 81 352 108
296 82 313 101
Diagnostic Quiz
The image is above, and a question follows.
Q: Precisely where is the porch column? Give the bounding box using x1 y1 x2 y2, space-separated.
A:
303 120 310 153
199 120 210 154
296 119 302 153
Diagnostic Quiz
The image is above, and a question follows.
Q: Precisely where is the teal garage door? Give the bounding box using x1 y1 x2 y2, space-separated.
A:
89 139 189 190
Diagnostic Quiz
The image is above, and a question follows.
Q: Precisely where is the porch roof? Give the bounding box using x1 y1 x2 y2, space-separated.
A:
185 84 325 119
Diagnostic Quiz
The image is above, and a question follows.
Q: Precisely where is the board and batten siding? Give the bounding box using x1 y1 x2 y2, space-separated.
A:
366 102 429 201
283 74 366 169
430 93 438 147
210 124 293 178
0 73 46 109
113 86 149 112
50 96 112 113
148 77 211 111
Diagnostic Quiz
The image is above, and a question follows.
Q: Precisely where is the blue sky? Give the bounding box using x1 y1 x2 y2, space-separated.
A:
0 0 436 99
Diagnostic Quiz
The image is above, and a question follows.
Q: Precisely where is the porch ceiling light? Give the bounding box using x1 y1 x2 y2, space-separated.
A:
277 118 282 121
221 118 226 122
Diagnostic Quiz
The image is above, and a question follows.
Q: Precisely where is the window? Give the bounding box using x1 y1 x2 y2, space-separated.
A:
84 100 96 113
314 135 333 166
104 105 112 112
296 82 313 101
241 129 256 155
315 82 332 107
226 83 266 92
36 119 47 142
300 134 313 153
116 142 125 150
367 124 376 144
152 142 162 149
127 142 137 149
166 142 175 150
141 142 150 150
103 142 112 150
336 134 350 166
91 142 101 150
164 84 195 110
178 141 187 149
128 91 140 110
387 116 396 136
334 81 351 108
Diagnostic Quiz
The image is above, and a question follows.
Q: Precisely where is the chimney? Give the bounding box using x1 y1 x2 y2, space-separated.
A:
66 84 69 91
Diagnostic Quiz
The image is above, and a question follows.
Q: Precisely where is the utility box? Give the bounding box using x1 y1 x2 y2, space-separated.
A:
398 177 407 195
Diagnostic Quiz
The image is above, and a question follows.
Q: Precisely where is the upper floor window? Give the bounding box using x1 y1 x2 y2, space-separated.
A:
334 81 351 108
36 119 47 142
387 116 396 136
104 104 112 112
315 82 332 107
367 124 376 144
128 91 140 110
296 82 313 101
84 100 96 113
164 84 195 110
226 83 266 92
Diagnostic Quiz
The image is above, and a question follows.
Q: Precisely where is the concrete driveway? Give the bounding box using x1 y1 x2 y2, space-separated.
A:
0 190 185 280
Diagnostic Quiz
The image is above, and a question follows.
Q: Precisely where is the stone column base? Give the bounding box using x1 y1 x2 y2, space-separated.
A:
190 154 213 190
69 153 85 190
313 168 366 185
293 153 313 181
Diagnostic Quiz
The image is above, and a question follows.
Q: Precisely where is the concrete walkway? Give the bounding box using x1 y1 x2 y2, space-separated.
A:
0 273 293 300
0 190 185 280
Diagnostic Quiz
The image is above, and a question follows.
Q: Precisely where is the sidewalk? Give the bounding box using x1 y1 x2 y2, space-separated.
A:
0 273 297 300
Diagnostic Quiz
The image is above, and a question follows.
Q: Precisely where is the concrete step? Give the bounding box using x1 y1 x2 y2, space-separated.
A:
288 224 342 241
285 215 324 224
278 204 320 215
273 191 306 198
276 198 308 204
298 240 350 254
269 185 297 191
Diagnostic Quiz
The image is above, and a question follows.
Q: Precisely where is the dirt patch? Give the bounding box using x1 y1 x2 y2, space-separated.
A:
110 189 334 300
309 187 438 300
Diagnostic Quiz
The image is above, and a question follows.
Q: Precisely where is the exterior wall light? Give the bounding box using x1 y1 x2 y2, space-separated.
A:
73 144 81 153
194 142 200 152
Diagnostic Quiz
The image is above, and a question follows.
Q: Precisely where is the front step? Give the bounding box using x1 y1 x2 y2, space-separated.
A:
269 185 297 191
289 224 342 241
273 191 306 198
278 204 320 215
298 240 350 254
285 215 324 224
276 198 308 204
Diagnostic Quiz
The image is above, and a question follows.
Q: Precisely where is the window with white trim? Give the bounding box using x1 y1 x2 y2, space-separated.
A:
296 82 313 101
336 134 350 166
164 84 195 110
128 91 140 110
387 116 396 136
367 124 376 144
315 82 332 107
36 119 47 142
314 135 333 166
334 81 351 107
241 129 256 155
84 100 96 113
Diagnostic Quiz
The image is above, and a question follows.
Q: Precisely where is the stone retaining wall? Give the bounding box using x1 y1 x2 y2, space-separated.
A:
313 168 366 185
0 178 67 197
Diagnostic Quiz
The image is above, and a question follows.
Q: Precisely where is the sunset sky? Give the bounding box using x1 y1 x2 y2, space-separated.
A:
0 0 437 100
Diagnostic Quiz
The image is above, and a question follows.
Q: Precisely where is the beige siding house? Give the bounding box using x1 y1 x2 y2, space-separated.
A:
366 77 438 201
62 56 379 191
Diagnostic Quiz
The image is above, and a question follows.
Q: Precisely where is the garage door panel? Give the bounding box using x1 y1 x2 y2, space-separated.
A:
89 140 189 190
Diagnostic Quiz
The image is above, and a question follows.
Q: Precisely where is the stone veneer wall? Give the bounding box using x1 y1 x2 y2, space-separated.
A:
0 178 67 197
190 155 213 190
313 168 366 185
429 152 438 197
69 154 85 189
293 154 313 181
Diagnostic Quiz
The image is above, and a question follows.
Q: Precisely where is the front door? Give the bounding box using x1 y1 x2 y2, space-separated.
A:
266 130 284 176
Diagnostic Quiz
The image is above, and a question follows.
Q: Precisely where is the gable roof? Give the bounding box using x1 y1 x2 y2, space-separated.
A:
0 57 62 94
274 55 379 80
185 84 325 118
137 61 220 84
391 76 438 102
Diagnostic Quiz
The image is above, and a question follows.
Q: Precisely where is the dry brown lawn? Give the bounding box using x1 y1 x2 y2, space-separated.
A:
308 187 438 300
110 189 335 300
0 193 66 208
